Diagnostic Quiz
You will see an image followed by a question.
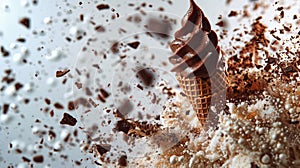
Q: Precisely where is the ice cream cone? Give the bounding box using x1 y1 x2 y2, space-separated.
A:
176 71 227 125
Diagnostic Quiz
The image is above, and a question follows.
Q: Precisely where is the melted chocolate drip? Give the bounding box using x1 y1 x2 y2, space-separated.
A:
169 0 221 78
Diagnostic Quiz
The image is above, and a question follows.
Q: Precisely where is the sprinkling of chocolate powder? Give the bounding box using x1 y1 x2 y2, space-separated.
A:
127 41 140 49
32 155 44 163
96 4 110 11
19 17 31 29
56 69 70 78
60 113 77 126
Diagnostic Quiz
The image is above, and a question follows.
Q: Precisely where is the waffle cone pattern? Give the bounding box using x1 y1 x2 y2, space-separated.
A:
176 71 227 125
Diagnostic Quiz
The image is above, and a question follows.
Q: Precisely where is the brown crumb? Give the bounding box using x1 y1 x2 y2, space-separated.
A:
19 17 30 29
60 113 77 126
127 41 140 49
32 155 44 163
56 69 70 78
118 155 127 167
228 11 238 17
96 4 110 11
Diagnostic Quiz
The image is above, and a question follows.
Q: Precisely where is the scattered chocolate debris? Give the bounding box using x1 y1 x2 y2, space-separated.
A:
1 46 10 57
127 41 140 49
60 113 77 126
19 17 31 29
32 155 44 163
54 102 64 109
136 68 155 86
95 25 105 32
95 144 111 155
228 11 238 17
56 69 70 78
96 4 110 11
118 155 127 167
3 104 9 114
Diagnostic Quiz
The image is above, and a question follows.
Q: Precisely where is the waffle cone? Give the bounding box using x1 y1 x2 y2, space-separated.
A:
176 71 227 125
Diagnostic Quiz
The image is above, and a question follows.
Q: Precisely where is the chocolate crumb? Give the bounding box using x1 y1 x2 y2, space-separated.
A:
56 69 70 78
3 104 9 114
60 113 77 126
16 38 26 43
33 155 44 163
95 144 111 155
115 119 134 134
54 102 64 109
228 11 238 17
127 41 140 49
96 4 110 11
44 98 51 105
1 46 10 57
99 88 110 98
19 17 31 29
136 68 155 86
118 155 127 167
95 25 105 32
22 156 31 162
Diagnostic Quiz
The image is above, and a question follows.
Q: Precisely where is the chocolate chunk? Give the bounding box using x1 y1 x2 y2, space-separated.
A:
33 155 44 163
56 69 70 78
54 102 64 109
115 119 134 134
19 17 31 29
22 156 31 162
228 11 238 17
68 101 76 110
99 88 110 98
60 113 77 126
127 41 140 49
95 144 111 155
118 155 127 167
14 82 23 91
136 68 155 86
16 38 26 43
1 46 10 57
96 4 110 11
3 104 9 114
95 25 105 32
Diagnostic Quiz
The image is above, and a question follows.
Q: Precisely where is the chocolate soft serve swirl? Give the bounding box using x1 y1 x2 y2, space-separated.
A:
169 0 221 79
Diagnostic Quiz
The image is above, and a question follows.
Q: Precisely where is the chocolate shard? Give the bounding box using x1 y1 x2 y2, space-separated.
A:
60 113 77 126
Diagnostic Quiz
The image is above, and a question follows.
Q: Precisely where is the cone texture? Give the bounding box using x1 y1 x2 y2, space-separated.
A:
176 71 227 125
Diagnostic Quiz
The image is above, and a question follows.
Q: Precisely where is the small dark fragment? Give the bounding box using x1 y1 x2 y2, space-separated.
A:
14 82 23 91
1 46 10 57
115 119 134 134
95 144 111 156
95 25 105 32
56 69 70 78
16 38 26 43
99 88 110 98
22 156 31 162
110 42 119 54
216 20 226 27
96 4 110 11
136 68 155 86
127 41 140 49
68 101 76 110
54 102 64 109
33 155 44 163
118 155 127 167
19 17 31 29
60 113 77 126
228 11 238 17
3 104 9 114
